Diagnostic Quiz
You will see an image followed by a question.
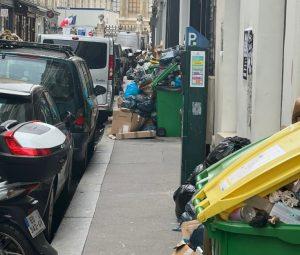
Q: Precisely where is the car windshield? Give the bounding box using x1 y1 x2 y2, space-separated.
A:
0 54 74 101
0 96 31 123
43 39 107 69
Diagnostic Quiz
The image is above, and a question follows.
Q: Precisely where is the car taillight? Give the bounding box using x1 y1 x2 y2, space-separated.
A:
109 55 114 80
4 131 51 157
74 116 85 126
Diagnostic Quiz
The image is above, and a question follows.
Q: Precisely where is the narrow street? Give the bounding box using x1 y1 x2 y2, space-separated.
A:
52 128 181 255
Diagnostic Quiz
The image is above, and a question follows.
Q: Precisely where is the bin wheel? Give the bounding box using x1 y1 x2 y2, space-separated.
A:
157 128 166 137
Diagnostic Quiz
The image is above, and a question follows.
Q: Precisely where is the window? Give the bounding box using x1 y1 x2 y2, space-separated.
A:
0 97 31 123
128 0 140 13
0 54 74 101
44 92 61 124
43 39 108 69
35 95 54 124
81 62 95 96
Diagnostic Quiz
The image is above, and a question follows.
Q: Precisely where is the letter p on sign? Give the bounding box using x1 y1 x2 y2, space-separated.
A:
188 33 197 46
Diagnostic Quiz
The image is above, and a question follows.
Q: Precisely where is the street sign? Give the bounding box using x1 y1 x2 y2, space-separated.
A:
0 9 9 18
185 26 209 48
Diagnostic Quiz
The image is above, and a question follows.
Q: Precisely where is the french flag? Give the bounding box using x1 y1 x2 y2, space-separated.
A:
60 16 77 27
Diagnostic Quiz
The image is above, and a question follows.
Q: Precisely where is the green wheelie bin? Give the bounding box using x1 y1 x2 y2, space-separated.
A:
205 219 300 255
156 86 183 137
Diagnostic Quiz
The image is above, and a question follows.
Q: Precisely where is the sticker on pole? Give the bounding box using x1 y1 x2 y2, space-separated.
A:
190 51 205 88
219 145 286 191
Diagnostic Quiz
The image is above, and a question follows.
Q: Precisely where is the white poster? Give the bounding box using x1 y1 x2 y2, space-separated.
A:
190 51 206 88
243 28 253 80
0 9 9 18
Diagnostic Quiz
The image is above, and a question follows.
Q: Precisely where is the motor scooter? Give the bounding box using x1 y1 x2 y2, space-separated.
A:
0 181 57 255
0 120 69 254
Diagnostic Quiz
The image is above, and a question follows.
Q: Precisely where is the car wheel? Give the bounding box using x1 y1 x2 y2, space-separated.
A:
44 186 55 242
78 147 88 174
0 223 35 255
98 112 109 126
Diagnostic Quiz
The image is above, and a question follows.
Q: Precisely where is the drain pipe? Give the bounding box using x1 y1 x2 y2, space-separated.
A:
280 0 287 129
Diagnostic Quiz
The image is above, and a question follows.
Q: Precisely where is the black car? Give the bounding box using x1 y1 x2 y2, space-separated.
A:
0 40 106 171
0 80 73 240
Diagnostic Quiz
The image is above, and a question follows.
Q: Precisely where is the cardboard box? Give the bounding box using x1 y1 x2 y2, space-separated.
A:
171 241 200 255
111 109 145 135
181 220 201 240
116 130 156 140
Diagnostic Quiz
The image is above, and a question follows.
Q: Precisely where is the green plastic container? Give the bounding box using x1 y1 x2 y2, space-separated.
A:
206 220 300 255
156 87 183 137
194 138 267 190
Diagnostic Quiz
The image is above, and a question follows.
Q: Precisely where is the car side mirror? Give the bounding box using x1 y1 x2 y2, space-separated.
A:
62 111 75 129
94 85 106 96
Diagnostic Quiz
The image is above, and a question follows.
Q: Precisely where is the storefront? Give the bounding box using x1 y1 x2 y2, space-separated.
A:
0 0 14 33
14 0 38 41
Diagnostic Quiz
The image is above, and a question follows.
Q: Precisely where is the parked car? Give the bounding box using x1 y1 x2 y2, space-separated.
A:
0 40 106 172
113 43 123 94
38 34 115 124
0 80 73 240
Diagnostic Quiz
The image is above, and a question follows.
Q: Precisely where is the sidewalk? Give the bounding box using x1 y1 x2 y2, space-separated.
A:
82 137 181 254
52 130 181 254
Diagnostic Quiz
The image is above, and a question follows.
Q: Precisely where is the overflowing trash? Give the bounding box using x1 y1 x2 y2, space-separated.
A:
111 47 184 140
0 30 22 41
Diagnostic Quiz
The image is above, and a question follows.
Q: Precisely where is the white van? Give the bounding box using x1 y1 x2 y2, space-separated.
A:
38 34 114 122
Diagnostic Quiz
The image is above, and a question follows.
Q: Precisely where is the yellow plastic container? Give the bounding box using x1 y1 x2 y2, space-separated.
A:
194 122 300 223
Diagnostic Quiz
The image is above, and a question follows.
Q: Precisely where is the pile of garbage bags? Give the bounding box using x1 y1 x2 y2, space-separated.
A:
116 47 184 134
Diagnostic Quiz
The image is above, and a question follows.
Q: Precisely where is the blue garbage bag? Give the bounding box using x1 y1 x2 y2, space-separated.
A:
124 81 141 98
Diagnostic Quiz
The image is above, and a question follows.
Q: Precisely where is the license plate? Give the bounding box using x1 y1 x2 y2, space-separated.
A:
25 210 46 238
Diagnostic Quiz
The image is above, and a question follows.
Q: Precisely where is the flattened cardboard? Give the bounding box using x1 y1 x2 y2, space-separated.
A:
181 220 201 240
116 130 156 140
171 241 197 255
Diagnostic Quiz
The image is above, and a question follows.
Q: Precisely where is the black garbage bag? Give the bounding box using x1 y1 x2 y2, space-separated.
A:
204 136 250 168
185 201 196 219
159 50 180 66
179 212 193 223
121 95 137 110
173 184 196 219
186 164 205 186
136 95 154 113
139 74 153 86
189 225 205 251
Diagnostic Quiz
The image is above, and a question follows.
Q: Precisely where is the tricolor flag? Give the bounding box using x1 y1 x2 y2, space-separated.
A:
60 15 77 28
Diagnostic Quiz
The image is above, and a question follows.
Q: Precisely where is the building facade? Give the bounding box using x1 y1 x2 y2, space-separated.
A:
56 0 120 11
0 0 60 41
213 0 300 144
152 0 300 146
119 0 152 31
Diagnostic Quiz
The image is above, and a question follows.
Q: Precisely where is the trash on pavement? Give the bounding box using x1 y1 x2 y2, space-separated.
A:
171 220 203 255
190 122 300 232
124 81 140 98
110 108 145 135
116 130 156 140
112 47 186 139
173 184 196 219
203 136 251 168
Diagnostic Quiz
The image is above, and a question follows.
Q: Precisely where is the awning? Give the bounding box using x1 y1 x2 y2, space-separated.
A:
0 0 14 8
